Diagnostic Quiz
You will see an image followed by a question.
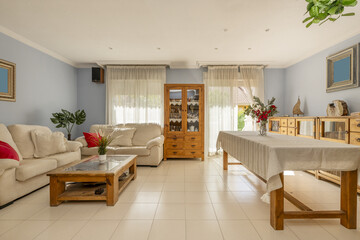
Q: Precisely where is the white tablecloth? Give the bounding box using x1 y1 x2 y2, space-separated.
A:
216 131 360 195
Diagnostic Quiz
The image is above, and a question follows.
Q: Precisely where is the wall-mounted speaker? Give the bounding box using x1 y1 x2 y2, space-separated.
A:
92 67 104 84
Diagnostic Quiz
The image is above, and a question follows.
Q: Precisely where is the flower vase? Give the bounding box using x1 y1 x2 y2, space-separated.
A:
98 154 107 164
259 121 267 136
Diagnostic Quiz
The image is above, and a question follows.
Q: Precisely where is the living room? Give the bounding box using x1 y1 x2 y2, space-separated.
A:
1 1 360 240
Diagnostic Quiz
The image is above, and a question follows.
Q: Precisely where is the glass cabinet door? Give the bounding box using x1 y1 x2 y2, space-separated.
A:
319 118 348 143
169 89 183 132
296 118 316 139
186 88 200 132
269 119 280 133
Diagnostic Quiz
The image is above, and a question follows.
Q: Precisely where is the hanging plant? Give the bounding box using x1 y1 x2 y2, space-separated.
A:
303 0 357 28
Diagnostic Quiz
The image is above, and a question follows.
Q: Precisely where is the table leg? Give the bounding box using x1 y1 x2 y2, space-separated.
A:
49 177 65 206
130 158 137 180
270 173 284 230
106 175 118 206
223 151 228 170
340 170 357 229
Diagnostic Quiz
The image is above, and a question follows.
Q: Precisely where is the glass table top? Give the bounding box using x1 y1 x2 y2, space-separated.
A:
65 155 135 172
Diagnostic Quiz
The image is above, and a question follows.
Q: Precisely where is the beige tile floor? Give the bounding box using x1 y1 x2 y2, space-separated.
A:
0 156 359 240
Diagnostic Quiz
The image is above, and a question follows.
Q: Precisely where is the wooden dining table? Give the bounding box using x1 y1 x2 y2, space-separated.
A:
216 131 360 230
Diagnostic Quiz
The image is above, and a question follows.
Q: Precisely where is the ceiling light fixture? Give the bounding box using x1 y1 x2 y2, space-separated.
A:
157 47 161 50
224 28 228 32
214 48 218 50
265 28 270 32
248 48 252 50
108 47 113 50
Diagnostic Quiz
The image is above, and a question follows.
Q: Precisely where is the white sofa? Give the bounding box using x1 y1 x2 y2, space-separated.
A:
0 124 82 207
76 123 164 166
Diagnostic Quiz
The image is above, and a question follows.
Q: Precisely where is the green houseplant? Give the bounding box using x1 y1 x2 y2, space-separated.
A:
50 109 86 140
303 0 357 27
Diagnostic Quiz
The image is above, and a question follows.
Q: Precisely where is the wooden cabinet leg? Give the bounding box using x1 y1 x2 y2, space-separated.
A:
223 151 228 170
270 173 284 230
340 170 357 229
49 177 65 206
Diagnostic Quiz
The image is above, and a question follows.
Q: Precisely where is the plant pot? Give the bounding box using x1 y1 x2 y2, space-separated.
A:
98 154 107 164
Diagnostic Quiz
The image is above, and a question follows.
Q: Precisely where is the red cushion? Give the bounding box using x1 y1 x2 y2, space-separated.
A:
0 140 20 161
83 132 101 148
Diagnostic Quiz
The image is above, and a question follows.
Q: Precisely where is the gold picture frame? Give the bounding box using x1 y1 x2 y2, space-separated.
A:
0 59 16 102
326 44 359 93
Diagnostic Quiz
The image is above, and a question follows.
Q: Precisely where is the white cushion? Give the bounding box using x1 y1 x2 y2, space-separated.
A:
0 123 23 161
90 124 114 135
8 124 52 159
49 151 80 167
31 130 67 158
124 123 161 146
114 146 150 156
16 159 57 181
75 136 88 147
109 128 136 147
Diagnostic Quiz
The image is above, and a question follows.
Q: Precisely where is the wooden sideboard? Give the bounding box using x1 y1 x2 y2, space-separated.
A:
269 116 360 193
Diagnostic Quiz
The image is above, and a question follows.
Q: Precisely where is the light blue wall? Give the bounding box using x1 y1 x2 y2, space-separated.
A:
0 32 78 135
264 68 285 115
284 33 360 116
166 69 203 84
76 68 106 137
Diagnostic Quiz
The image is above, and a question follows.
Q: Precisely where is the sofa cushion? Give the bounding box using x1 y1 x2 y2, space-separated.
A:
109 128 136 147
90 124 114 135
114 146 150 156
16 159 57 181
31 130 67 158
50 151 80 167
8 124 52 159
0 140 20 161
0 123 23 161
83 132 101 147
75 136 88 147
124 123 161 146
81 146 117 156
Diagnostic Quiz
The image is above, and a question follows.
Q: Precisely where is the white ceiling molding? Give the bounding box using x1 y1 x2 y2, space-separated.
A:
197 61 269 68
96 60 171 67
0 25 76 67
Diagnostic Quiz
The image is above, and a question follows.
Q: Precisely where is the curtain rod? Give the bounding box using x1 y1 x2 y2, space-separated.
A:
201 64 266 69
105 64 169 67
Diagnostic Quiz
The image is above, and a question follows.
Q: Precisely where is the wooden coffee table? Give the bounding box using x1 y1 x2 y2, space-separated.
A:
47 155 137 206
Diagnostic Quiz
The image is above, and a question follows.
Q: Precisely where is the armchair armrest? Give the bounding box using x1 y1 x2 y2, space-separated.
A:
67 141 83 152
75 136 87 147
146 136 164 149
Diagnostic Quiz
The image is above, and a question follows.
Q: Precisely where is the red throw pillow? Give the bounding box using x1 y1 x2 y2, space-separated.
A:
0 140 20 161
83 132 101 148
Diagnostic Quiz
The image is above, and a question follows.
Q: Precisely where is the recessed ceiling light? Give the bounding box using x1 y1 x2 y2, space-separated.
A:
108 47 113 50
248 48 252 50
157 47 161 50
214 48 218 50
224 28 228 32
265 28 270 32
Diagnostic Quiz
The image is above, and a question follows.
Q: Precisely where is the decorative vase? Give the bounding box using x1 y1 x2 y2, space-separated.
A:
259 121 267 136
98 154 107 164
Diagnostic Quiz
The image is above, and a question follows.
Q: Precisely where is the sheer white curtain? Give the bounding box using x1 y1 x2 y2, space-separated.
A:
106 66 166 125
205 66 239 155
239 66 265 131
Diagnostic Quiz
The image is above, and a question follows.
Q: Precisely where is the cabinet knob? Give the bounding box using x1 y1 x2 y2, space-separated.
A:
191 152 196 154
172 145 177 147
173 151 177 154
191 137 195 140
191 145 196 147
357 138 360 142
357 123 360 127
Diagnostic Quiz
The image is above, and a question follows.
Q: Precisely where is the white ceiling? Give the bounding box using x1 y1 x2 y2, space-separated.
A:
0 0 360 68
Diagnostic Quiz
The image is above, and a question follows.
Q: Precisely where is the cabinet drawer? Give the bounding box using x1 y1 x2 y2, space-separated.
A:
287 127 296 136
280 127 287 135
166 150 184 156
166 136 184 142
280 119 288 127
350 132 360 146
350 119 360 132
184 141 202 150
288 119 296 127
185 150 203 157
185 135 202 141
166 142 184 149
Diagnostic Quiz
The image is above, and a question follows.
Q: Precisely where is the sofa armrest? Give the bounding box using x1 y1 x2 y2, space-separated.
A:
0 169 4 176
67 141 83 152
0 159 19 172
75 136 87 147
146 135 164 149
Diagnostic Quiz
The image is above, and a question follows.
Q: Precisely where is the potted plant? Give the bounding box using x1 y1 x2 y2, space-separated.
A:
96 131 113 163
303 0 357 27
50 109 86 140
244 96 278 136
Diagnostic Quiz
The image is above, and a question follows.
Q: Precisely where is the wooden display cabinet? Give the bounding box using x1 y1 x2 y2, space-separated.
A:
318 117 349 144
269 118 281 134
164 84 204 161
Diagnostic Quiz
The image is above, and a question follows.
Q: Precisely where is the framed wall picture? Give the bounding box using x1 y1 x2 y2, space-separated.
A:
326 44 359 93
0 59 16 102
